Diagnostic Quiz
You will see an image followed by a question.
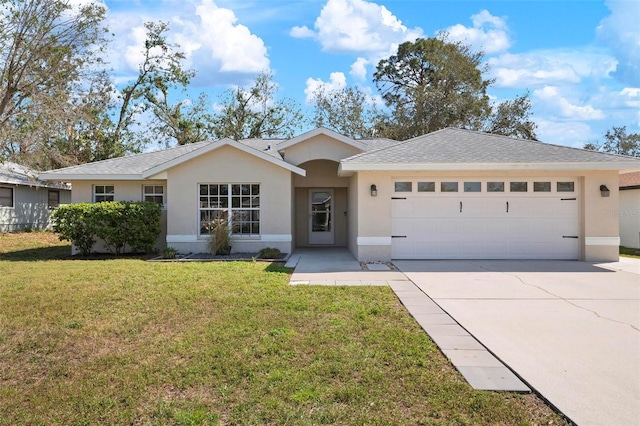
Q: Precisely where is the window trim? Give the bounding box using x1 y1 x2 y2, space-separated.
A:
93 185 115 203
0 186 14 208
143 185 165 209
198 183 261 237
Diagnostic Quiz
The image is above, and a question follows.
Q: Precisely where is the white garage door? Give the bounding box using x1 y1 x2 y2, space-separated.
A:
391 179 579 260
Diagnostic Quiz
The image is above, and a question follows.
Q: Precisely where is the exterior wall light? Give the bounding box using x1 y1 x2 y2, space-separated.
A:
600 185 610 197
370 184 377 197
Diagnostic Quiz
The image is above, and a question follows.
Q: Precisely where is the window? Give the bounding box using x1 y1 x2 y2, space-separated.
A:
143 185 165 206
487 182 504 192
94 185 114 202
417 182 435 192
199 184 260 236
48 190 60 209
557 182 575 192
510 182 528 192
534 182 551 192
464 182 481 192
0 187 13 207
441 182 458 192
394 182 412 192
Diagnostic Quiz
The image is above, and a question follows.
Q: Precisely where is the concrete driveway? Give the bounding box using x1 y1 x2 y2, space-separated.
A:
394 258 640 426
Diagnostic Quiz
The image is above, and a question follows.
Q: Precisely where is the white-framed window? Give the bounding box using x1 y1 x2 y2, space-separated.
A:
199 184 260 236
0 187 14 208
48 190 60 209
93 185 114 202
143 185 165 207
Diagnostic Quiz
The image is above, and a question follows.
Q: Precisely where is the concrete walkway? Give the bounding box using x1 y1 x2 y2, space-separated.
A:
288 248 407 286
287 248 530 392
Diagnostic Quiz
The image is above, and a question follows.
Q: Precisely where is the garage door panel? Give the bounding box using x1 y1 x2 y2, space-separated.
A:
391 186 579 260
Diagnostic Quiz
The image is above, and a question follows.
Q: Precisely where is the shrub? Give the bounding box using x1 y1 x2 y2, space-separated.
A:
52 202 161 255
258 247 281 259
207 218 231 255
162 247 177 259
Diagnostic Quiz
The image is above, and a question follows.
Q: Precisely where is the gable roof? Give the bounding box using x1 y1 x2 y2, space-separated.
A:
276 127 367 151
340 128 640 172
1 162 69 189
40 139 305 181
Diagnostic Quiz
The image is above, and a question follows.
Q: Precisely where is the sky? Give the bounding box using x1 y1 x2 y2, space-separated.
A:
97 0 639 148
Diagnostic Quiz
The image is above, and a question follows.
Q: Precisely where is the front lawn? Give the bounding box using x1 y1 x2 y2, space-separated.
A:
620 246 640 259
0 232 566 425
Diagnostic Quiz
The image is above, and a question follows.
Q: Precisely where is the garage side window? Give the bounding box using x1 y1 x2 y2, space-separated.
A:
441 182 458 192
417 182 435 192
0 187 14 207
557 182 575 192
93 185 115 202
464 182 481 192
394 182 412 192
487 182 504 192
510 182 528 192
533 182 551 192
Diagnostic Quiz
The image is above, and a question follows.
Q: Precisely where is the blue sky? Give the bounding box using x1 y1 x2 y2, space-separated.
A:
98 0 639 147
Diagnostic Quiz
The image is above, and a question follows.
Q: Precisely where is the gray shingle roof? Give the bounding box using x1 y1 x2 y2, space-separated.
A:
1 162 69 189
342 128 640 165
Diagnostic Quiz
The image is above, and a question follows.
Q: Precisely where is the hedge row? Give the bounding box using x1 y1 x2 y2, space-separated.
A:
52 202 162 255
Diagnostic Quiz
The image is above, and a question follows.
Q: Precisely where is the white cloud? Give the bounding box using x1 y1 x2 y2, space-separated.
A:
304 72 347 103
350 57 369 81
536 119 594 148
290 25 315 38
489 49 617 88
597 0 640 86
291 0 422 57
444 10 510 54
534 86 605 121
109 0 269 86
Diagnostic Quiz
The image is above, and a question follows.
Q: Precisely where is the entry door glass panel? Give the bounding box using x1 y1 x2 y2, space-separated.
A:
309 189 334 244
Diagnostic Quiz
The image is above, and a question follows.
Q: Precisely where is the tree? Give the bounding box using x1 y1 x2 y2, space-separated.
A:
311 86 380 139
0 0 109 166
584 126 640 157
373 36 492 140
114 21 195 148
147 93 213 146
484 92 537 140
210 72 305 140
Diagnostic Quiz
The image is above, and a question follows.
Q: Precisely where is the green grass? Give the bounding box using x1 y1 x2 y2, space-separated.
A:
0 232 566 425
620 246 640 259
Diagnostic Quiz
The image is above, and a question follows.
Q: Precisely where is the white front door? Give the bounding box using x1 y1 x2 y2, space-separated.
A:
309 189 334 244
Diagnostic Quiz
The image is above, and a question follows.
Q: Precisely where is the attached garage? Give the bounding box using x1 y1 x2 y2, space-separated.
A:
339 128 640 262
390 178 579 259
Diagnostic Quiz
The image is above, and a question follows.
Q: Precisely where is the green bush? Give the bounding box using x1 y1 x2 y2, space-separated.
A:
258 247 281 259
52 202 161 255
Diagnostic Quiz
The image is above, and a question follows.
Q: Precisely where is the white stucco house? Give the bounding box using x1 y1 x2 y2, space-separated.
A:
40 127 640 261
619 171 640 249
1 162 71 232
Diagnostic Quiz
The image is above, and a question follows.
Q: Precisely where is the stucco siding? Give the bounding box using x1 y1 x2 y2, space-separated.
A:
283 134 362 166
166 145 293 254
619 188 640 249
0 185 71 231
351 170 620 262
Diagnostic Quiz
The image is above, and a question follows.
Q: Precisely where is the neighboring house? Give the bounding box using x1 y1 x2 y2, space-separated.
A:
40 127 640 261
619 171 640 249
1 162 71 232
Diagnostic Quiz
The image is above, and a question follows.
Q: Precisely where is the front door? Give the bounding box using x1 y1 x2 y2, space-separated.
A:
309 189 334 244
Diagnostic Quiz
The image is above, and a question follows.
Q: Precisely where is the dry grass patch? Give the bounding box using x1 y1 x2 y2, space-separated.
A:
0 232 568 425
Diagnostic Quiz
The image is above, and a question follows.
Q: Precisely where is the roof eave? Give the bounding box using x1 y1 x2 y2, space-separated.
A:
39 173 144 181
339 162 640 172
